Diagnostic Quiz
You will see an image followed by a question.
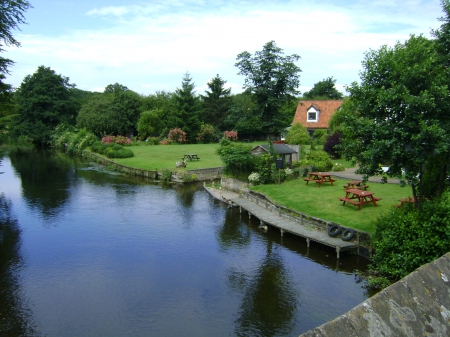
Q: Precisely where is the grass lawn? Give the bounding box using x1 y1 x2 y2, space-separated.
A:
108 143 412 233
112 143 226 170
251 178 413 233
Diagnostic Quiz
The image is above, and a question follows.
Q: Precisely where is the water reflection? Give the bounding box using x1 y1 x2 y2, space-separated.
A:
0 194 40 336
8 148 76 220
216 209 251 250
234 244 298 337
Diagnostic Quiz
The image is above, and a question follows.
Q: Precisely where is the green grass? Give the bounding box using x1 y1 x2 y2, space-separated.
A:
112 143 225 170
252 178 413 233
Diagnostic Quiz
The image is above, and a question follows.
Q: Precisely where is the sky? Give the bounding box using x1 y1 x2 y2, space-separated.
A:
4 0 445 96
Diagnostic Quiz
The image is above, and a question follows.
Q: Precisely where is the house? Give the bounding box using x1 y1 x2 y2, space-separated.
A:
251 144 299 165
292 100 343 135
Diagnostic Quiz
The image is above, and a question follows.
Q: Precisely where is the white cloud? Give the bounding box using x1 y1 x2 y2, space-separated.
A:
4 0 443 95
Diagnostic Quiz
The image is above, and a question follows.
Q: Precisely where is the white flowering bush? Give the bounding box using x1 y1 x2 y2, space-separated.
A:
332 163 345 172
248 172 260 184
285 168 293 176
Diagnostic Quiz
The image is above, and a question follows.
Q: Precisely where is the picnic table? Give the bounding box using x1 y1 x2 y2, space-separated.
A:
182 154 200 161
343 180 369 190
339 188 381 210
303 172 336 187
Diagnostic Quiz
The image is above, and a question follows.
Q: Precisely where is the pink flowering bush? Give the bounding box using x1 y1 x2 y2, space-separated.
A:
160 138 172 145
224 130 238 141
101 135 132 145
168 128 187 143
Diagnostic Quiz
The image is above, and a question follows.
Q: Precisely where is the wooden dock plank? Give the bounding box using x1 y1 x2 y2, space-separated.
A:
231 197 357 254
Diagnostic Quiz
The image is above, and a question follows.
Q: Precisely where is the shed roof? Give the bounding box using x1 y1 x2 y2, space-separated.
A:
251 144 297 155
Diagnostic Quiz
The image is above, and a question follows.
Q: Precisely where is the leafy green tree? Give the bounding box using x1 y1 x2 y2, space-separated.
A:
372 192 450 280
201 74 232 130
303 77 343 100
312 129 328 147
343 35 450 203
104 82 129 94
111 89 142 136
224 92 260 138
173 72 202 142
77 87 141 137
235 41 301 138
285 122 310 145
77 94 117 136
141 90 177 136
137 109 164 139
216 138 255 175
0 0 31 76
11 66 79 145
0 0 31 136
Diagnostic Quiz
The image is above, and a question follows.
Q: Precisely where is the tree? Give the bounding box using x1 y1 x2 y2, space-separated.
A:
201 74 232 130
0 0 31 134
137 109 164 139
343 35 450 203
285 123 310 145
235 41 301 137
77 94 118 136
0 0 31 75
141 90 177 136
303 77 343 100
224 92 260 138
11 66 79 145
173 72 202 142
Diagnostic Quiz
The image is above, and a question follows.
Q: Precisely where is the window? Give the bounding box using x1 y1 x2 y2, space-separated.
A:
307 107 319 122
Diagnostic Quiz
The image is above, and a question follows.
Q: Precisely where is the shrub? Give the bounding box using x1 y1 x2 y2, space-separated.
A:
101 135 132 145
285 123 311 145
248 172 260 184
216 138 255 175
332 163 345 172
371 191 450 281
196 123 217 143
223 130 238 141
146 137 160 145
324 131 343 158
309 150 333 172
161 169 172 182
91 141 134 158
168 128 187 143
160 138 172 145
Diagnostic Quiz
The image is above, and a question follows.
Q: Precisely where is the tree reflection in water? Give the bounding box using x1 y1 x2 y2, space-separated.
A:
0 194 40 336
233 242 298 336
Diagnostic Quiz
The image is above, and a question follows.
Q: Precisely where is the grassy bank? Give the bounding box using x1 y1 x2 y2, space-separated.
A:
112 143 225 170
251 178 412 233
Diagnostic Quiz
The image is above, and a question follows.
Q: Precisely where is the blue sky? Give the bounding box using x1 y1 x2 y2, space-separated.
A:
4 0 444 96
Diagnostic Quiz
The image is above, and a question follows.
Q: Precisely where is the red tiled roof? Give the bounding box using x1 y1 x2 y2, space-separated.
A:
292 100 343 129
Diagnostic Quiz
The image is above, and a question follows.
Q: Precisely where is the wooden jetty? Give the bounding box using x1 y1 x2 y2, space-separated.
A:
205 187 358 258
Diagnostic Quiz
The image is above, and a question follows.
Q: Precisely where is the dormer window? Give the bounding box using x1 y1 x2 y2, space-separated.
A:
307 106 319 122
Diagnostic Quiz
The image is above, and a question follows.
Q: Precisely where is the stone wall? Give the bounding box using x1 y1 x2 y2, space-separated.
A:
220 177 249 193
82 151 158 179
172 167 223 182
300 252 450 337
82 151 222 182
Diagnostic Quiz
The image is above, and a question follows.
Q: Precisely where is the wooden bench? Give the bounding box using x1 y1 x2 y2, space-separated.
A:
182 154 200 161
339 197 360 206
303 178 317 183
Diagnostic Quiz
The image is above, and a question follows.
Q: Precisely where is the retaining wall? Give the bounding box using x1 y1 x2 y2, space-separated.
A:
82 151 223 182
300 252 450 337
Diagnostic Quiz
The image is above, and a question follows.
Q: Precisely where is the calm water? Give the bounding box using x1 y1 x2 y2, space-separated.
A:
0 148 370 337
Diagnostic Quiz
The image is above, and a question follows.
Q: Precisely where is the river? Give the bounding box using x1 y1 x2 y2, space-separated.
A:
0 148 370 336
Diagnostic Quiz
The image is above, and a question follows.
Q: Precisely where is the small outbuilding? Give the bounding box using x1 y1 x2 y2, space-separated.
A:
251 144 299 166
